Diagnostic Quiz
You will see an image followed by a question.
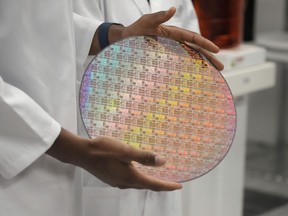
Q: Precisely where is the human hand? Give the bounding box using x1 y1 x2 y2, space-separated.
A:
47 128 182 191
80 136 182 190
109 7 224 71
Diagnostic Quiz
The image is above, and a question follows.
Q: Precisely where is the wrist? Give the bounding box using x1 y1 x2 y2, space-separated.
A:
98 22 124 49
89 23 124 55
46 128 90 167
107 23 125 45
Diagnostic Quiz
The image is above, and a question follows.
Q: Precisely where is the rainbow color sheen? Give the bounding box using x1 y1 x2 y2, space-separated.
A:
79 36 236 182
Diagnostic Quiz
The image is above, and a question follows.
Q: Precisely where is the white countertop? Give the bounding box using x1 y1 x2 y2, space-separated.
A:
222 62 276 97
216 43 277 97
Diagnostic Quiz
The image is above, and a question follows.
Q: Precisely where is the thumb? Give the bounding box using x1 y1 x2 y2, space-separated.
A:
128 148 166 167
144 7 176 26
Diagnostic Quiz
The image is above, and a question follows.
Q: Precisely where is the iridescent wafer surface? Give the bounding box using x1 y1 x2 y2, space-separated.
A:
79 36 236 182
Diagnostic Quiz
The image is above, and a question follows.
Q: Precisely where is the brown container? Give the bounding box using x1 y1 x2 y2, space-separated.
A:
193 0 245 49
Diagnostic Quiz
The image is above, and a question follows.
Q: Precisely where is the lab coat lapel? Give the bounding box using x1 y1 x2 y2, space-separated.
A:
131 0 151 15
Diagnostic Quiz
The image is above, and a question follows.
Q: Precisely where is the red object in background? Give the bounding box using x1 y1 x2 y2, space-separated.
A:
193 0 245 49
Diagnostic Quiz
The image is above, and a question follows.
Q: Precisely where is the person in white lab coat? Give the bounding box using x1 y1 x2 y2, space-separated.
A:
0 1 223 215
72 1 220 216
73 0 200 32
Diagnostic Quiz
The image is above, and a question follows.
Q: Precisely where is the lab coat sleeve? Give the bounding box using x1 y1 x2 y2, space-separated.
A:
73 13 101 66
0 76 61 179
72 0 105 21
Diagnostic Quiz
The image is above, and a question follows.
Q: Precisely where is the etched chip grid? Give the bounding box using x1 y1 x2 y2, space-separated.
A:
80 36 236 182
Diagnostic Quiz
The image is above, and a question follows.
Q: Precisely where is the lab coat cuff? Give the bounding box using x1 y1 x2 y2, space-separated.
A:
0 78 62 179
98 22 124 49
1 120 61 179
73 13 101 67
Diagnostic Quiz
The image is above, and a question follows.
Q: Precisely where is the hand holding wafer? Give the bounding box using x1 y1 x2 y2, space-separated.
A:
91 7 224 71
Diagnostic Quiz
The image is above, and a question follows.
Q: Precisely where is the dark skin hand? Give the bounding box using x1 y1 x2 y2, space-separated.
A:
47 128 181 191
47 7 225 192
90 7 224 71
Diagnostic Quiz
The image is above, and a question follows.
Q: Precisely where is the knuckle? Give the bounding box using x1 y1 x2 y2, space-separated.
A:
94 135 108 144
142 152 156 165
122 145 134 157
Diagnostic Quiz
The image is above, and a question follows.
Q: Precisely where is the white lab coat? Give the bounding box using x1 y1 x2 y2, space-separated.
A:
73 1 200 216
73 0 200 31
0 1 100 215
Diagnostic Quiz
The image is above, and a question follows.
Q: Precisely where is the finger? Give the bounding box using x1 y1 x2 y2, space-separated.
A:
133 170 182 191
121 7 176 38
143 7 176 27
125 148 166 167
165 26 219 53
114 184 142 190
184 32 219 53
187 33 219 53
95 136 166 166
185 42 224 71
114 166 182 191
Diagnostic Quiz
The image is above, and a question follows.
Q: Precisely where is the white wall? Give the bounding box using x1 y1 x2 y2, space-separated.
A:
255 0 286 33
247 0 287 144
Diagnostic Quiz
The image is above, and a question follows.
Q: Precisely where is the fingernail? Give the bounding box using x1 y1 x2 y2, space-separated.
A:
155 156 166 166
166 7 176 15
